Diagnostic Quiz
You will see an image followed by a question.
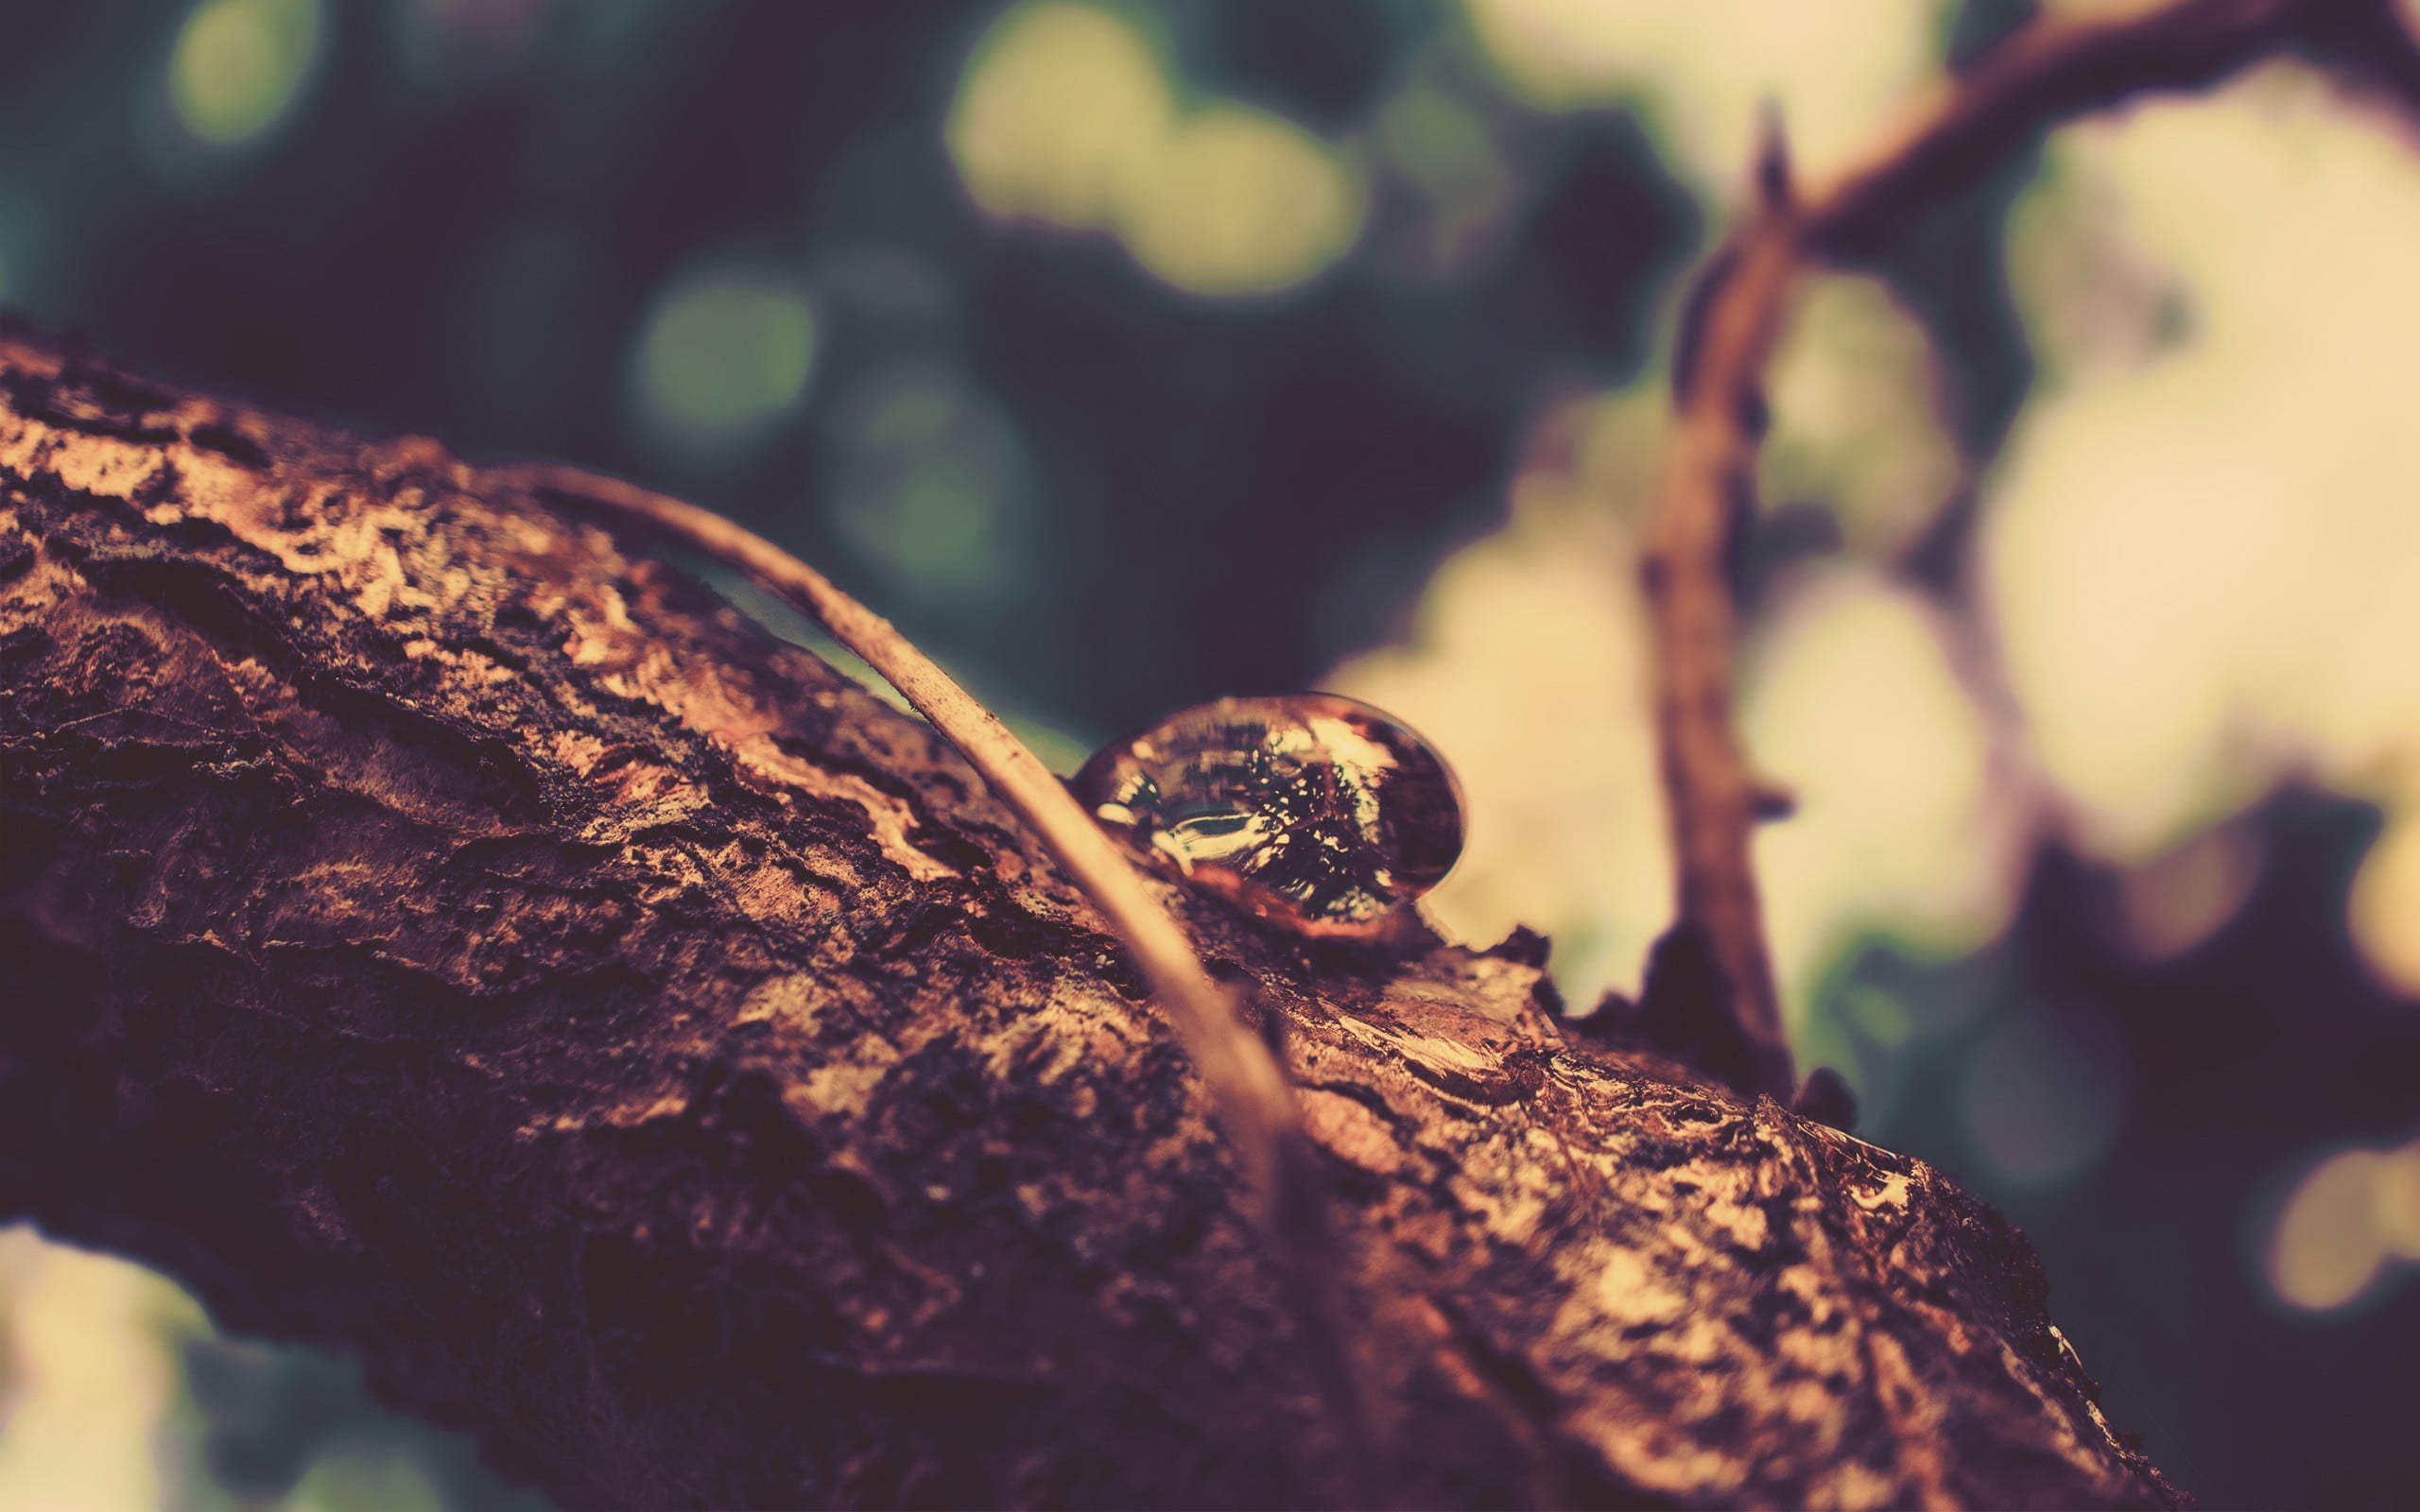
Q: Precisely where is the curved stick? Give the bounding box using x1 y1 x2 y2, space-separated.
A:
1644 0 2314 1102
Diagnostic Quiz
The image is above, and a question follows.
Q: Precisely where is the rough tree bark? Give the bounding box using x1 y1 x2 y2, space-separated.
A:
0 331 2183 1509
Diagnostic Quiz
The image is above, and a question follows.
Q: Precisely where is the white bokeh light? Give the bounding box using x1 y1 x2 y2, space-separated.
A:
1984 66 2420 991
946 1 1362 297
1459 0 1945 187
1744 568 2022 1012
2267 1137 2420 1312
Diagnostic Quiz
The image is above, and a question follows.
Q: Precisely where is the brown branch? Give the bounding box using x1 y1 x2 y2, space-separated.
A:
1643 0 2329 1103
0 332 2192 1508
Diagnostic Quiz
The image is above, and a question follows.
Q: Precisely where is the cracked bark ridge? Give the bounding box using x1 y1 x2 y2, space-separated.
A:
0 333 2184 1508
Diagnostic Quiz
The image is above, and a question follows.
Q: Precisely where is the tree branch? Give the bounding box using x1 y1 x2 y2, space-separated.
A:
1642 0 2356 1103
0 332 2188 1506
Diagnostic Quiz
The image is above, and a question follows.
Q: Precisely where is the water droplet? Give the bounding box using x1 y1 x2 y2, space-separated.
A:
1073 695 1463 938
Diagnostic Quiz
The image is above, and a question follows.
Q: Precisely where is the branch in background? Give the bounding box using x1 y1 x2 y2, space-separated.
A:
1641 0 2333 1104
476 461 1379 1496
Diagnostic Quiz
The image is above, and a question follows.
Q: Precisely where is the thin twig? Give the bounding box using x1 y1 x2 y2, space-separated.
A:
1645 0 2319 1102
478 461 1380 1499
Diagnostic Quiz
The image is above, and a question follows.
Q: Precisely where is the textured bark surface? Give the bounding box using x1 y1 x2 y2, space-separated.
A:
0 333 2185 1509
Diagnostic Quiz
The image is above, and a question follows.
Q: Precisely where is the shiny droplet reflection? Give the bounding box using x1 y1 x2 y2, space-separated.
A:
1072 694 1464 937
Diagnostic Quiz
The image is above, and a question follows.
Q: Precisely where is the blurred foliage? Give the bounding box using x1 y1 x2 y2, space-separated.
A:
0 0 1701 734
1802 790 2420 1506
1 2 2417 1508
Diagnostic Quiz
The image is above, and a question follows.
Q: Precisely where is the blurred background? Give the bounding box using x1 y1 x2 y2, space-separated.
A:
2 0 2417 1505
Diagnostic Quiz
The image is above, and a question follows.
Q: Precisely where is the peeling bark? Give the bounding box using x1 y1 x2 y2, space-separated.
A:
0 334 2182 1508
